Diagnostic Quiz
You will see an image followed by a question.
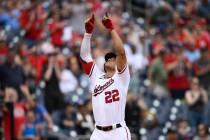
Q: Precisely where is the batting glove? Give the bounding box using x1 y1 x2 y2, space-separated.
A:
102 13 114 31
85 14 95 34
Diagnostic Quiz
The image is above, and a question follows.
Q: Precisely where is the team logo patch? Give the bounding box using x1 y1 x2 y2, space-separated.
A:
93 78 114 96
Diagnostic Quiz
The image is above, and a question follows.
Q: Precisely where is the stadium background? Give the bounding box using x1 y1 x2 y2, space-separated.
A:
0 0 210 139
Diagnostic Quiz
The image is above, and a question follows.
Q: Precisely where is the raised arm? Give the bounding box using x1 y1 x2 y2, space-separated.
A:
80 14 96 75
110 30 126 72
80 33 93 63
80 14 95 62
102 13 127 72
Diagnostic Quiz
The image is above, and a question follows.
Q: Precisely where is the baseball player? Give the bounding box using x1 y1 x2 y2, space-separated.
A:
80 13 131 140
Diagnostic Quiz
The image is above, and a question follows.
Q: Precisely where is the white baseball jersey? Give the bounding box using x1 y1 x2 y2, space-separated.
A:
81 60 130 126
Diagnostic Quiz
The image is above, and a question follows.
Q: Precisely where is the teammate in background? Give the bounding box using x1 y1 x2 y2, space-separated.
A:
80 13 131 140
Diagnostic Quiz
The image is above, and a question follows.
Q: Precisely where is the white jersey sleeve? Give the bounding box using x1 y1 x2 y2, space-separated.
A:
79 32 102 80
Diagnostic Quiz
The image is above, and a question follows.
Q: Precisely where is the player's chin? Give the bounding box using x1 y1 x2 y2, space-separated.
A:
105 66 115 72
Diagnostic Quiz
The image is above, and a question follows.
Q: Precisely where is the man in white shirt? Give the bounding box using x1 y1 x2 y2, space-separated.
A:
80 13 131 140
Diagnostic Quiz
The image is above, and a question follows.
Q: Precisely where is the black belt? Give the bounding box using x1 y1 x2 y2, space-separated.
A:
96 124 122 131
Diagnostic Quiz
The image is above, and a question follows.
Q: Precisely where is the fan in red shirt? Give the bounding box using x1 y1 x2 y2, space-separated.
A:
193 19 210 50
3 88 25 140
20 3 46 47
17 42 47 83
25 17 45 41
165 47 191 99
28 51 47 82
3 86 33 140
47 13 65 48
19 8 31 29
0 40 9 64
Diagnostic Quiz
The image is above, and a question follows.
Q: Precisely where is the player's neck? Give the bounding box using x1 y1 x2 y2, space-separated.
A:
105 70 115 78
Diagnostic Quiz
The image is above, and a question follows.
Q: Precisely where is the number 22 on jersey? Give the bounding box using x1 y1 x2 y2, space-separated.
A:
105 89 120 104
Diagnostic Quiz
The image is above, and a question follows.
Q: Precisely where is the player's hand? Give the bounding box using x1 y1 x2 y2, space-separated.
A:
85 14 95 34
102 13 114 31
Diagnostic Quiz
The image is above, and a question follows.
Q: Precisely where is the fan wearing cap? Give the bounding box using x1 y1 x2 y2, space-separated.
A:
80 13 131 140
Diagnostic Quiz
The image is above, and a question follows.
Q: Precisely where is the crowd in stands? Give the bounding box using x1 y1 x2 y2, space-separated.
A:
0 0 210 139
